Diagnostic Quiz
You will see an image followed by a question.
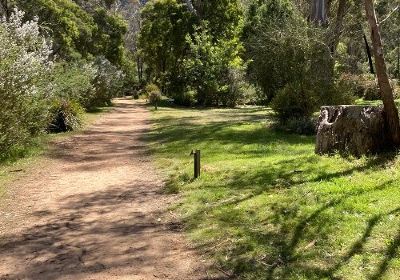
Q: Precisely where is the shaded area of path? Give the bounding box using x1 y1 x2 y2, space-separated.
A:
0 98 220 280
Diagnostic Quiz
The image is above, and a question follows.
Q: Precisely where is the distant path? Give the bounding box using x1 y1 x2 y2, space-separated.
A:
0 98 217 280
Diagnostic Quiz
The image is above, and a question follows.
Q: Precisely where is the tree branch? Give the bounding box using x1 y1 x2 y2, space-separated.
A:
380 5 399 25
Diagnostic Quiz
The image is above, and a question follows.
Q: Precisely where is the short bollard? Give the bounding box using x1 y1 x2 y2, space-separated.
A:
190 150 201 178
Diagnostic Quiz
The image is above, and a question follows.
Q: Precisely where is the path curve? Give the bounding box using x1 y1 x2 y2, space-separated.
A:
0 98 217 280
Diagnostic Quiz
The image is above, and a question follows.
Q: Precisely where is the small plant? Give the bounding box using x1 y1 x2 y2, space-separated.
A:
271 82 318 122
47 99 84 133
145 83 162 110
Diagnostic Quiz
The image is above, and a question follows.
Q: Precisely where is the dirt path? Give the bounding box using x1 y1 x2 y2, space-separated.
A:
0 98 219 280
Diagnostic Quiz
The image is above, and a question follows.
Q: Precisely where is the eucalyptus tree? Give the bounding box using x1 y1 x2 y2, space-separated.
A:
364 0 400 145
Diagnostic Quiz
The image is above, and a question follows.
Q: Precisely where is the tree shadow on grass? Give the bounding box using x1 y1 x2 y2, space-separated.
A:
148 102 400 279
183 178 399 279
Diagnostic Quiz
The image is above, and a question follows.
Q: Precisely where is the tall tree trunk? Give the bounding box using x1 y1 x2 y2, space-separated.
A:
363 32 375 74
364 0 400 146
311 0 327 24
327 0 347 54
185 0 196 14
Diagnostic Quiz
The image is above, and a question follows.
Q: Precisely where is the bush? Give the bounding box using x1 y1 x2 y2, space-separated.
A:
238 83 259 105
50 61 97 108
145 83 162 109
47 99 84 133
271 82 318 121
220 68 248 108
364 84 380 100
174 90 196 106
336 74 367 98
183 25 245 107
86 57 125 110
0 9 52 158
336 74 379 100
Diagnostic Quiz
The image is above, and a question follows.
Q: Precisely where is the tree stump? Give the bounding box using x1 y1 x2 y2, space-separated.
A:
315 105 388 156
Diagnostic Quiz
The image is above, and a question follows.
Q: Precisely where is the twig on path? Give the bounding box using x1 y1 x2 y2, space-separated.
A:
9 169 23 173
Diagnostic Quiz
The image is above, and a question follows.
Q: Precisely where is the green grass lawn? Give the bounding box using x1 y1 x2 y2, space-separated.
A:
148 104 400 280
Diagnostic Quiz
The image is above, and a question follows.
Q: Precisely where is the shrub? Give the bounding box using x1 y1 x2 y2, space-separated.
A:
336 74 367 98
0 9 52 158
336 74 380 101
87 57 125 110
145 83 162 109
50 61 97 108
364 84 380 100
271 82 318 121
238 83 259 105
173 90 196 106
47 99 84 133
220 68 248 108
183 25 245 107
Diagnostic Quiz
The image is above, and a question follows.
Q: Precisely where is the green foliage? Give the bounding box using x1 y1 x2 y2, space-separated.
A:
89 56 125 109
244 0 357 119
51 57 125 111
139 0 244 107
50 61 97 107
336 73 379 101
0 10 52 159
16 0 127 64
363 84 380 101
0 8 127 160
47 99 84 132
271 82 318 121
243 0 309 103
174 90 196 106
183 26 245 106
16 0 97 58
145 83 162 109
138 0 194 93
92 8 127 65
277 116 317 135
336 73 369 98
193 0 243 40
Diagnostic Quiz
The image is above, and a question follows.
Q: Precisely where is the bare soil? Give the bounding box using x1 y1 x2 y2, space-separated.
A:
0 98 222 280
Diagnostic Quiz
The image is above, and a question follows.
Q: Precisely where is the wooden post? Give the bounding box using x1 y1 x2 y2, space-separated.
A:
194 150 200 178
191 150 200 179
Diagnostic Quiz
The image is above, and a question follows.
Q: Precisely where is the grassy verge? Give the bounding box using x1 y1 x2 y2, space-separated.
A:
0 106 111 196
148 104 400 280
355 98 400 107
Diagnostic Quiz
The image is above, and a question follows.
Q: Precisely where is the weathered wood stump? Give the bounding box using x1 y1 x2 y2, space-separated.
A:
315 105 388 156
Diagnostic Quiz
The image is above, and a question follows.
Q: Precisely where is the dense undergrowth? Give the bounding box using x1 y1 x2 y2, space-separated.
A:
149 103 400 280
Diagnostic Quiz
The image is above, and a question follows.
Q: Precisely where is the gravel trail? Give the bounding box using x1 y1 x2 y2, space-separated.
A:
0 98 218 280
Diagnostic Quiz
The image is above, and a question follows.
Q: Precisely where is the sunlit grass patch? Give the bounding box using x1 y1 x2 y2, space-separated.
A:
149 103 400 279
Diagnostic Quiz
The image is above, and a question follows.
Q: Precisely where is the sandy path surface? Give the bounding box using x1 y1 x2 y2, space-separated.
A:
0 98 220 280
